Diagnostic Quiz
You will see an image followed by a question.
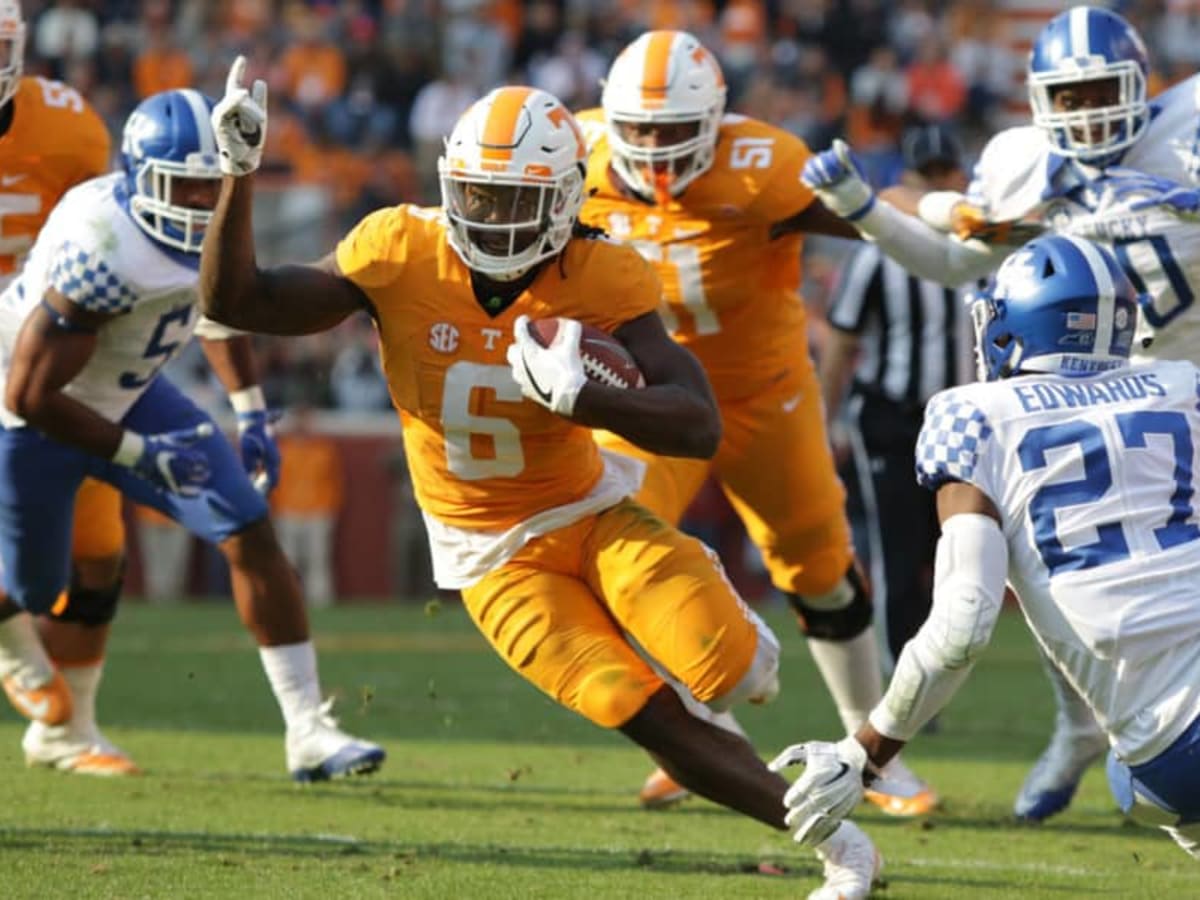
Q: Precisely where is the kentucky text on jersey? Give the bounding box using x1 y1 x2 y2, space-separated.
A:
1012 371 1166 412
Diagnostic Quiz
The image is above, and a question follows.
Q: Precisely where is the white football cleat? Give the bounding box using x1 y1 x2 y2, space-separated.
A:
23 720 140 776
809 820 882 900
1014 719 1108 821
286 698 386 783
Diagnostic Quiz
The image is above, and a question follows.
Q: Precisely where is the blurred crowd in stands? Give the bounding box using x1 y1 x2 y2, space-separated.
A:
33 0 1187 599
19 0 1199 414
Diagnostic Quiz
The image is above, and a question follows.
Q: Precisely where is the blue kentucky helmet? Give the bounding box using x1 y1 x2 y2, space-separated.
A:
1028 5 1149 165
973 234 1139 381
120 89 222 254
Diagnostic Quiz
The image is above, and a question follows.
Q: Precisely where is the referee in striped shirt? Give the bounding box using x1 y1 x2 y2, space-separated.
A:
819 124 975 671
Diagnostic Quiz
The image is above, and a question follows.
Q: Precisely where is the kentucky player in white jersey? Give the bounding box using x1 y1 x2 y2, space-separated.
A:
0 88 384 781
770 234 1200 861
800 5 1200 821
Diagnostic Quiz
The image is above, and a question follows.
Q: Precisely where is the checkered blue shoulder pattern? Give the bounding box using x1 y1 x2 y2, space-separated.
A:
49 239 138 314
916 390 994 490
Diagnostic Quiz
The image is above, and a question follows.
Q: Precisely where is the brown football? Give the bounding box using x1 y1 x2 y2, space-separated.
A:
525 317 646 389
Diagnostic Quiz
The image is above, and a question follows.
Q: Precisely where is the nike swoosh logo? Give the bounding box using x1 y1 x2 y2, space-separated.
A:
10 691 49 720
1 174 25 187
819 762 851 787
522 358 553 404
781 392 802 413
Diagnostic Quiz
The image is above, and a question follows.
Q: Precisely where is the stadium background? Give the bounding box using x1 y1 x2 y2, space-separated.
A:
29 0 1192 600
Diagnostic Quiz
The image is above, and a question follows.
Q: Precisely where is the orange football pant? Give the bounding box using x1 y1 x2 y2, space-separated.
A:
596 355 852 597
460 499 760 728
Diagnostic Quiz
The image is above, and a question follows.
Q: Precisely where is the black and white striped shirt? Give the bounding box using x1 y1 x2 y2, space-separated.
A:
827 244 974 410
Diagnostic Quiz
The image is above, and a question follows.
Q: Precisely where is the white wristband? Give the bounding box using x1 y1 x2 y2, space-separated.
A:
112 430 145 468
229 385 267 414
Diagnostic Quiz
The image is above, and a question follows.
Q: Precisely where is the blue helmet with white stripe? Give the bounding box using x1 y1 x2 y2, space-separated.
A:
1028 6 1149 165
973 235 1138 381
120 89 222 254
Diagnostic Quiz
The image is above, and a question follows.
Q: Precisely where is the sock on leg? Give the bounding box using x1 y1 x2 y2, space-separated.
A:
807 627 884 735
58 660 103 735
0 613 55 687
259 641 322 731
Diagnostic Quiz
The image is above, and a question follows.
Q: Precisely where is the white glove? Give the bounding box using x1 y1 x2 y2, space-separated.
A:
212 55 268 176
768 736 871 847
801 139 876 221
506 315 588 417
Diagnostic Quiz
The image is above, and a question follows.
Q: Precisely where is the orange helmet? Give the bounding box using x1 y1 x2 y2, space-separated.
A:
601 31 726 198
438 86 587 280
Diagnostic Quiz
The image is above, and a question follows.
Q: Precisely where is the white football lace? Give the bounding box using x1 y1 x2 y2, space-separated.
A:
582 358 630 387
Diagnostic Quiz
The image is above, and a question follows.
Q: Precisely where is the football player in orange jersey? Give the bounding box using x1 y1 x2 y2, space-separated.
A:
0 0 132 758
576 30 937 816
199 62 884 899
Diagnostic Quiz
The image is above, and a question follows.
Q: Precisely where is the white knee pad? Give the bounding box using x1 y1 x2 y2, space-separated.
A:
708 608 780 713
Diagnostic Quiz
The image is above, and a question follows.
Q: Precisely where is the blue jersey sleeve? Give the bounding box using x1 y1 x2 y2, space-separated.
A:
48 238 138 315
915 389 994 490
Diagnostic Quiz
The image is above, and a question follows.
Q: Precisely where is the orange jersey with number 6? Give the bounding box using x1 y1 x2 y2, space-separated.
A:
0 77 110 279
335 205 662 532
578 110 816 399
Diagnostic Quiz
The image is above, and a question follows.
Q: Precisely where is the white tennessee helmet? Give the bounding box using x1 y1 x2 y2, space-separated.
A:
0 0 24 111
601 30 727 199
438 86 588 281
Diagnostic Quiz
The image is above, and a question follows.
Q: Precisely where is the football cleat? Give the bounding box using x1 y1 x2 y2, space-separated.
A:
638 766 690 809
23 720 141 776
286 699 386 783
3 669 72 726
1014 721 1108 821
863 756 939 817
809 820 883 900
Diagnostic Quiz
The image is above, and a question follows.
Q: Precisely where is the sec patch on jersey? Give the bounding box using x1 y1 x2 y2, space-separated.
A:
526 317 646 389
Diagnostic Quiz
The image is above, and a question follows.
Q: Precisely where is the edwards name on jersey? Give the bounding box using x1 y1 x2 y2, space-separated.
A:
916 358 1200 766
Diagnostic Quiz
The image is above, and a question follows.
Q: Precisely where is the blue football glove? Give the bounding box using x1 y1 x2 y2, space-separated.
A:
1102 170 1200 219
1131 185 1200 218
237 408 281 495
118 423 214 496
801 139 876 221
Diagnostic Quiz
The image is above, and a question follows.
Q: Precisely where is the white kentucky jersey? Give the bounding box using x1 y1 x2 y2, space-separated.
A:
916 359 1200 766
0 173 200 428
966 74 1200 364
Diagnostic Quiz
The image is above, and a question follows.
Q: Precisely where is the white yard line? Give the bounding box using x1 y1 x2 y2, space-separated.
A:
903 855 1194 881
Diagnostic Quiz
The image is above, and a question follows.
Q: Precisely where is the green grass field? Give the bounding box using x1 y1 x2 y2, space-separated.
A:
0 601 1191 898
